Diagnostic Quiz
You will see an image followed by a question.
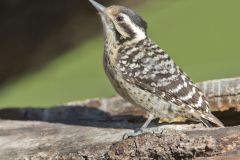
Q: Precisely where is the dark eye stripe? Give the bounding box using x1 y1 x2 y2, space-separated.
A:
121 9 147 31
120 23 136 39
114 23 133 43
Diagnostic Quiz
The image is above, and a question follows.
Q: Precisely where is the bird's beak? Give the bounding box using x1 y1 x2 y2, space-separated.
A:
89 0 115 39
89 0 106 13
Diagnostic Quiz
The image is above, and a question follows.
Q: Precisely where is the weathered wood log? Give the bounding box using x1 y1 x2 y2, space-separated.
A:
0 77 240 159
107 126 240 160
198 77 240 112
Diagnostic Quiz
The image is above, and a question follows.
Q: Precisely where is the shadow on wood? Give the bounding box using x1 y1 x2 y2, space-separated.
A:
0 77 240 159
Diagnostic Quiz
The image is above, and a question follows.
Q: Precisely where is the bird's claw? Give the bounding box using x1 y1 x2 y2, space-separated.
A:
122 128 156 140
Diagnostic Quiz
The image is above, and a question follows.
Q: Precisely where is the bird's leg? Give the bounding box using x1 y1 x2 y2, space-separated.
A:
140 113 154 130
123 113 155 139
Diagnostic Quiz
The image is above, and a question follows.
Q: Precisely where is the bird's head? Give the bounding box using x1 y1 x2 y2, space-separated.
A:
89 0 148 44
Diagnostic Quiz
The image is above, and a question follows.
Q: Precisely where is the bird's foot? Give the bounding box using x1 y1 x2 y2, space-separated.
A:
122 130 140 140
122 129 143 140
122 127 163 140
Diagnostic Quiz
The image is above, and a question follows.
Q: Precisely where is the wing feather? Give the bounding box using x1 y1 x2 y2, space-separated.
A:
119 47 209 112
116 41 223 127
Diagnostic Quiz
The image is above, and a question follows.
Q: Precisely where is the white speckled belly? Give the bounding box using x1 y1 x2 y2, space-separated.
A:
104 57 186 120
109 73 183 120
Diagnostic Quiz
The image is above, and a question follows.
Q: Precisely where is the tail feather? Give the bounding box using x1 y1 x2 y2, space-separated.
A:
200 113 224 127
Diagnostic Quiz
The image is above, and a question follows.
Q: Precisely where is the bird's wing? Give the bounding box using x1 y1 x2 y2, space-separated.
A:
119 47 209 112
118 46 224 127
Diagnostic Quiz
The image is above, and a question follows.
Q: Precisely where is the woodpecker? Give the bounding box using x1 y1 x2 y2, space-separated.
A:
89 0 224 128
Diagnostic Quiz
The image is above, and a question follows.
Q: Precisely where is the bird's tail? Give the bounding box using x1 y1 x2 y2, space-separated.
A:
200 113 224 127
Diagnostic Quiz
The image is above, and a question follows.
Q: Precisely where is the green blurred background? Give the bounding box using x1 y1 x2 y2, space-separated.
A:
0 0 239 107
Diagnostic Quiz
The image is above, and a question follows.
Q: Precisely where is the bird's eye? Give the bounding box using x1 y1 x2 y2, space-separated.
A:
116 16 124 22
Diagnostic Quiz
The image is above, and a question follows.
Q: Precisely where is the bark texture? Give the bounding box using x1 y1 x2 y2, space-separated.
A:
0 77 240 159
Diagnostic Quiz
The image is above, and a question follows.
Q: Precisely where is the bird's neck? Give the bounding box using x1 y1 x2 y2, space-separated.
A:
104 37 150 67
121 34 148 46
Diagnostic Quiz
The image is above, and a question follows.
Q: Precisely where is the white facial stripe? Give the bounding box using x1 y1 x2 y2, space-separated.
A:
122 14 146 40
115 21 130 38
112 13 146 41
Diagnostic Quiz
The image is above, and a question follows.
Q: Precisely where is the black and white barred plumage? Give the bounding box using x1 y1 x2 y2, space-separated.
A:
90 0 224 128
117 39 223 127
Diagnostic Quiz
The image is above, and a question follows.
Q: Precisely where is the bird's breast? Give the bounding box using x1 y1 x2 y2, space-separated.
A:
103 44 139 102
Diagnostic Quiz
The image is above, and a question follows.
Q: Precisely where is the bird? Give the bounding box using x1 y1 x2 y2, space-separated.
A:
89 0 224 129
